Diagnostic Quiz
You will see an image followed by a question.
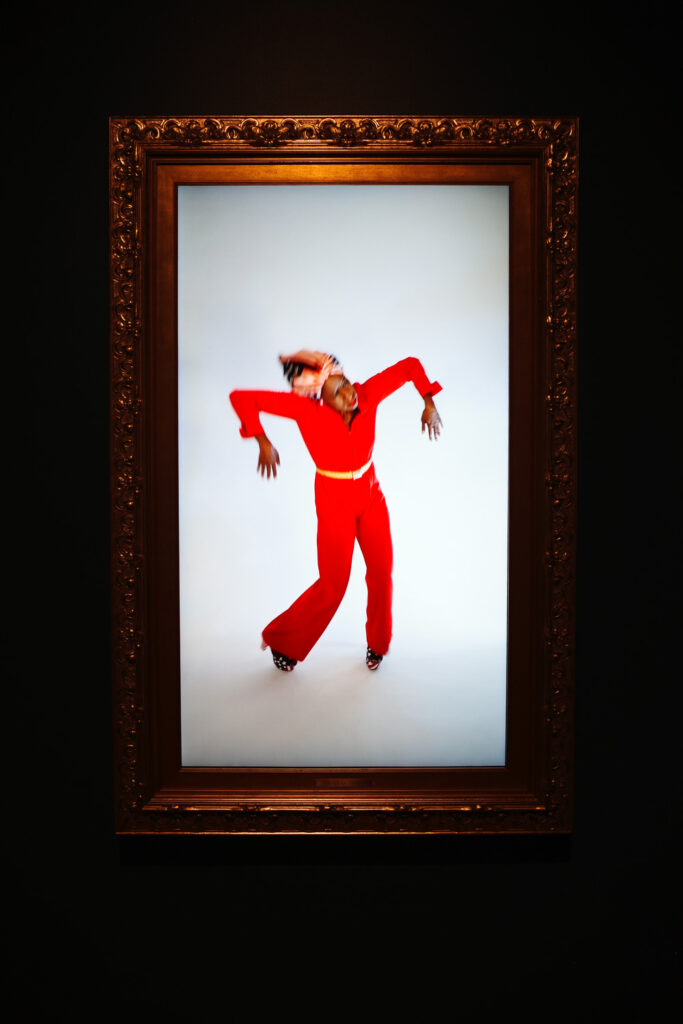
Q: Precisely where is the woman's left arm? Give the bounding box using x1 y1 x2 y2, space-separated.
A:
361 357 443 437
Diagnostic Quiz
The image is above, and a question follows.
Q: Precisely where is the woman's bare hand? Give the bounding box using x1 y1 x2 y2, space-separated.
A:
421 396 443 440
256 435 280 479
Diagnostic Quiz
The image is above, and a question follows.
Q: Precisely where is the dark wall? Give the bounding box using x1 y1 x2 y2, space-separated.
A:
15 3 676 1017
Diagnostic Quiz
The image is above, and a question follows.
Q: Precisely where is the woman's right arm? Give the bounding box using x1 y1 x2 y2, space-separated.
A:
229 390 303 481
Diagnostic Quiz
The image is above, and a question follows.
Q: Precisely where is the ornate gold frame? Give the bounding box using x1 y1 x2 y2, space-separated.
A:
110 116 577 835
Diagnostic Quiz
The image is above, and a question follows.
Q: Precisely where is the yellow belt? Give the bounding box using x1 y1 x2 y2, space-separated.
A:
316 460 372 481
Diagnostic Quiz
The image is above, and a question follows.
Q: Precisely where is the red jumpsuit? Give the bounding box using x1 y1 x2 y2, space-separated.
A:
229 358 442 662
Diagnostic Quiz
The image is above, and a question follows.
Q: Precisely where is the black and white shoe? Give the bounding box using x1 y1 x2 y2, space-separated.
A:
366 646 383 671
272 649 297 672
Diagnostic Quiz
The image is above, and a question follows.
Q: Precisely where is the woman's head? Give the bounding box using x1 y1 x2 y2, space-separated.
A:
321 374 358 415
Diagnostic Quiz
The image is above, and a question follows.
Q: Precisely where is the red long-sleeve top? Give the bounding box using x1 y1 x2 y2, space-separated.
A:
229 357 442 472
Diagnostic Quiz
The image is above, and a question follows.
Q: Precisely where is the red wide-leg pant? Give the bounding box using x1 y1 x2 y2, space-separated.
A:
262 467 393 661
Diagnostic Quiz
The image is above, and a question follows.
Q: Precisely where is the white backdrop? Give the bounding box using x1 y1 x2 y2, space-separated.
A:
177 184 509 767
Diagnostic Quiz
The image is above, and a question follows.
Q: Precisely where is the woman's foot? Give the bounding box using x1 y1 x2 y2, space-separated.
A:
272 649 297 672
366 646 383 670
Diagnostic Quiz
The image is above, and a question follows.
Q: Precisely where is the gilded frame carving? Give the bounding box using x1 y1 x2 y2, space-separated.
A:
110 115 577 835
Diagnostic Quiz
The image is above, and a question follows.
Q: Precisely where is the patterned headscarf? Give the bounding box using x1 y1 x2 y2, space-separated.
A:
279 350 344 399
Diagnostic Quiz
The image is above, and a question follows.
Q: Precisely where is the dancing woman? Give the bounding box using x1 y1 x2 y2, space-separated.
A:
229 352 442 671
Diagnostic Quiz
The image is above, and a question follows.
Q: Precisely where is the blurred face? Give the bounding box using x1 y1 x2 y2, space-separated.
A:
321 374 358 415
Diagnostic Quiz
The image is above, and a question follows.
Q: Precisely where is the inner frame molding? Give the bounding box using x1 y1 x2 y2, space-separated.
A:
110 115 577 835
